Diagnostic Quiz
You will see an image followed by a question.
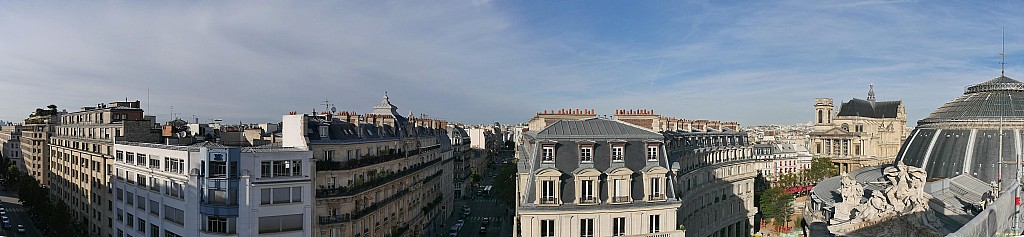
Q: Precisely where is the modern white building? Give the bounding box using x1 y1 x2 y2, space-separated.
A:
111 141 313 237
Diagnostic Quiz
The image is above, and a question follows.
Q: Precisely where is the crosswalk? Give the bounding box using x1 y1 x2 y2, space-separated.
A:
461 216 505 222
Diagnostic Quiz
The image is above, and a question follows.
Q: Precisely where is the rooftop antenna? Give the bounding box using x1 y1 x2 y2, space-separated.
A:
1002 27 1006 77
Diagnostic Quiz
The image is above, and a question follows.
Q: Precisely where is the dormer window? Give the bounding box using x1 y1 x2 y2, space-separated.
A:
646 145 659 161
579 146 593 163
542 146 555 163
319 126 328 138
611 146 624 162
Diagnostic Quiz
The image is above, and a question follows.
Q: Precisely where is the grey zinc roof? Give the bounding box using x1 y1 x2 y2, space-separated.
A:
536 118 662 139
836 98 901 118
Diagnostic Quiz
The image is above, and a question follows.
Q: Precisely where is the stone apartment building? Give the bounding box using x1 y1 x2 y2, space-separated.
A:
448 125 473 199
48 100 161 237
0 124 24 170
515 109 757 237
810 85 909 173
304 93 456 237
515 110 684 237
22 106 63 183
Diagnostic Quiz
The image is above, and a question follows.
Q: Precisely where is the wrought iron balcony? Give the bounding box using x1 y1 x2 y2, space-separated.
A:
648 194 667 201
539 197 558 204
579 197 598 204
612 196 630 203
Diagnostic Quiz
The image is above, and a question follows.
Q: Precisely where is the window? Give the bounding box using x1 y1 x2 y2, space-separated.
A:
165 181 184 199
137 195 146 210
579 146 592 162
541 146 554 163
126 213 135 228
164 205 184 225
126 152 135 164
646 146 658 161
126 192 134 205
324 150 335 161
116 151 124 162
649 215 660 233
581 180 595 203
150 158 160 169
150 224 159 237
580 218 594 237
260 187 302 205
206 216 228 233
319 126 328 138
137 174 147 188
261 160 302 178
150 200 160 215
258 214 304 233
650 178 662 199
138 154 147 166
164 230 183 237
611 146 624 162
613 179 628 203
612 217 625 236
164 158 184 174
209 161 227 178
541 180 556 204
117 208 123 221
138 218 146 232
540 219 555 237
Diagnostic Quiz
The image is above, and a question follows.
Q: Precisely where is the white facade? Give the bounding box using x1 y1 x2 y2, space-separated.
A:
112 142 313 237
466 127 489 149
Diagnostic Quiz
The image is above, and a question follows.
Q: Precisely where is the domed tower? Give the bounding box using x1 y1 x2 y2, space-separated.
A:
898 75 1024 188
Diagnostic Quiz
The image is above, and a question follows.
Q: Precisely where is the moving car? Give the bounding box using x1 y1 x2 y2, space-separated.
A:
481 217 490 226
479 226 487 234
16 224 23 233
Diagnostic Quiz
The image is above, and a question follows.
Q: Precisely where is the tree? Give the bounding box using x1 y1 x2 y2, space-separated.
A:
758 187 794 227
492 162 517 204
806 157 839 182
470 173 481 184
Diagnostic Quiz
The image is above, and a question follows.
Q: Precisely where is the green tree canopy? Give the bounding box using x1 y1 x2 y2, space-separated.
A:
758 187 794 226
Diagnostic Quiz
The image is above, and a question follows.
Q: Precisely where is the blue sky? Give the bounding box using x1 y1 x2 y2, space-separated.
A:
0 1 1021 126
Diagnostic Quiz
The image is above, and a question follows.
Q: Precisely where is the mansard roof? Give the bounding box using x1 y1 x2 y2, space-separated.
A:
535 118 662 139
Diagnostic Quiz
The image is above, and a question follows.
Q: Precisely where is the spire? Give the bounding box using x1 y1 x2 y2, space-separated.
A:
867 84 876 102
1001 27 1006 77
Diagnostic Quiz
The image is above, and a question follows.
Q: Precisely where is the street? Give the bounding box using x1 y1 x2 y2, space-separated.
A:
0 189 43 237
443 165 513 237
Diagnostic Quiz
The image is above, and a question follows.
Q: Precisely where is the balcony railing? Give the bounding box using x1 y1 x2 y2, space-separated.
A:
539 197 558 204
316 158 442 198
648 194 667 201
579 197 598 204
612 196 630 203
316 149 404 171
318 214 352 225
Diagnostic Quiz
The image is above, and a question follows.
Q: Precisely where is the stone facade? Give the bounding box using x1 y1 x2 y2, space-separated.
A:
48 101 160 237
515 113 683 237
810 85 908 174
0 125 24 171
305 94 456 237
667 131 756 237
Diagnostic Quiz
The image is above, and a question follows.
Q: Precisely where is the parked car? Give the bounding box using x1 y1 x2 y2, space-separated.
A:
481 217 490 226
479 226 487 234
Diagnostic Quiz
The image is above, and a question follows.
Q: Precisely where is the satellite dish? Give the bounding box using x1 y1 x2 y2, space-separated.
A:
331 107 337 113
